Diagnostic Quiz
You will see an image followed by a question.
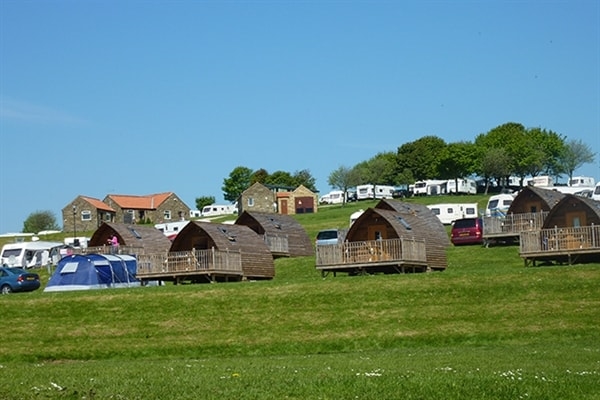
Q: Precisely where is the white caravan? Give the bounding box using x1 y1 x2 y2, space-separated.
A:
356 184 395 200
485 193 515 218
525 175 554 187
1 240 63 268
427 203 478 225
155 221 190 240
568 176 595 187
446 178 477 195
413 180 447 196
200 204 238 217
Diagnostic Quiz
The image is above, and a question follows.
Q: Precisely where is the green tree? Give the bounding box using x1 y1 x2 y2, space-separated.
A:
195 196 216 211
438 141 477 182
250 168 269 184
328 165 360 205
397 136 447 180
222 166 253 202
477 147 513 193
559 138 596 182
265 170 295 187
352 152 398 185
292 169 317 192
23 210 59 233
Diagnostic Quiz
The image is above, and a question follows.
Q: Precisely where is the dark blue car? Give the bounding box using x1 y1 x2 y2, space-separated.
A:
0 266 41 294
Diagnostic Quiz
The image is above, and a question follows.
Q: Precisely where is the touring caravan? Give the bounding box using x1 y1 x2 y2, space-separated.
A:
446 178 477 195
568 176 595 187
592 182 600 201
413 180 447 196
200 204 238 217
356 184 395 200
1 240 63 268
485 193 515 218
427 203 478 225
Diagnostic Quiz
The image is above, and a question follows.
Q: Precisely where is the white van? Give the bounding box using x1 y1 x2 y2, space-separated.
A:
1 240 63 268
485 194 514 218
427 203 478 225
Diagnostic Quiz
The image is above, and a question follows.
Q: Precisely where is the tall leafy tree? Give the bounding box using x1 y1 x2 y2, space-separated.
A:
396 136 447 180
559 138 596 182
195 196 215 210
292 169 317 192
265 170 295 187
352 152 398 185
250 168 269 184
328 165 360 204
222 166 253 202
438 141 477 182
23 210 59 233
477 147 513 193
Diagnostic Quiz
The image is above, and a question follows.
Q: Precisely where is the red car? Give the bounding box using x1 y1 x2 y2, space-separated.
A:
451 218 484 246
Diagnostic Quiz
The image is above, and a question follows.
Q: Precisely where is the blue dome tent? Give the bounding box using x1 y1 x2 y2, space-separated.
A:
44 254 140 292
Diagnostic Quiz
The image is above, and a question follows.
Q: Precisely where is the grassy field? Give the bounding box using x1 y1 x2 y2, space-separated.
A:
1 196 599 399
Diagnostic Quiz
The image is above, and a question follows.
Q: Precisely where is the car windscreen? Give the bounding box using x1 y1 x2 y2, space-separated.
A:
317 231 338 240
453 219 476 229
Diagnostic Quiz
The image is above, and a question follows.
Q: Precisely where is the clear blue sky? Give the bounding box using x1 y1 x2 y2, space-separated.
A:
1 0 599 234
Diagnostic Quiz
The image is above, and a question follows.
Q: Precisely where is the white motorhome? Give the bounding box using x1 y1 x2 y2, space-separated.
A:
1 240 63 268
485 193 515 218
320 190 345 204
413 180 447 196
446 178 477 195
200 204 238 217
427 203 478 225
568 176 595 187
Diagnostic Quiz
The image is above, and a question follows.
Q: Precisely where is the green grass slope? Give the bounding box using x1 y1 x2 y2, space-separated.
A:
0 197 598 399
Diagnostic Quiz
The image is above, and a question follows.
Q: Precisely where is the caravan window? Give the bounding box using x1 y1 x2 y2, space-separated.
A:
2 248 21 258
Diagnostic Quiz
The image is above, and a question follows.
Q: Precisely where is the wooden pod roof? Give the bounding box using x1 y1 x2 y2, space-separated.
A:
89 222 172 254
349 200 450 270
508 186 566 214
235 211 314 257
542 195 600 229
170 221 274 279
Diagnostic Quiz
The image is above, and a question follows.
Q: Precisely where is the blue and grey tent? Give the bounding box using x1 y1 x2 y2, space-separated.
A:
44 254 140 292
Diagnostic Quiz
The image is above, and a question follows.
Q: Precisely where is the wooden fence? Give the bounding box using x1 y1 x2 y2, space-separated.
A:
136 248 243 278
483 211 549 237
520 224 600 265
315 237 427 268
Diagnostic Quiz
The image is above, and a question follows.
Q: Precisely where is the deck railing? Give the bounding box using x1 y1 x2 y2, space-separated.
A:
315 237 427 267
483 211 549 236
520 224 600 254
74 245 145 256
137 248 243 276
263 233 289 254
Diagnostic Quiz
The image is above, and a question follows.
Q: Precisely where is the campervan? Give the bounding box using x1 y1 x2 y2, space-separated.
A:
427 203 478 225
485 193 514 218
446 178 477 195
320 190 345 204
1 240 63 268
200 204 238 217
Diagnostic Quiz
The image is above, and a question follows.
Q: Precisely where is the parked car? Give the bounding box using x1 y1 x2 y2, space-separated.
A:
450 218 484 246
316 229 345 246
0 266 41 294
